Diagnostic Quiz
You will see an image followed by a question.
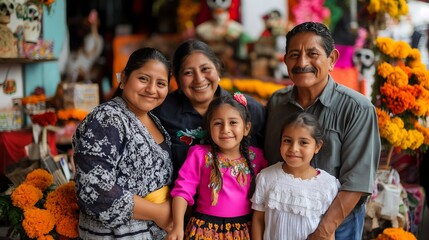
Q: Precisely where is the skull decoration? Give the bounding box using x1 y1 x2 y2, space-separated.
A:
353 48 377 98
25 2 40 21
206 0 232 10
206 0 232 26
0 0 15 24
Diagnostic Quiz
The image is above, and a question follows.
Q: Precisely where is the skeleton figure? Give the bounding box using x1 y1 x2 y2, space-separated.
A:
0 0 18 57
352 48 376 99
196 0 243 75
22 2 42 43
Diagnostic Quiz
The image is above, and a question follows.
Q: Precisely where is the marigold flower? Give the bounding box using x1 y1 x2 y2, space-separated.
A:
391 41 410 59
37 235 55 240
25 168 54 191
11 183 43 210
380 84 415 115
218 78 233 91
21 94 46 105
22 208 55 238
376 37 395 56
376 227 416 240
386 66 408 87
56 216 79 238
415 121 429 145
57 109 88 121
377 62 394 78
45 181 79 222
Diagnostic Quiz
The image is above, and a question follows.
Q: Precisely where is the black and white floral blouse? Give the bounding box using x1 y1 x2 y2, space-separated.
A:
72 96 173 239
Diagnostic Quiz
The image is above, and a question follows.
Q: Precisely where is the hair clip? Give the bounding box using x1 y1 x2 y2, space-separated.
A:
233 92 247 107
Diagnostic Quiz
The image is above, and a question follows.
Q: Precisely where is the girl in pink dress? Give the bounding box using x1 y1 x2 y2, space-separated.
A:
167 92 267 240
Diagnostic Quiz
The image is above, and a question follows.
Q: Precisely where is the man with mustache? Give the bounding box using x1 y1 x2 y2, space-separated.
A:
263 22 381 240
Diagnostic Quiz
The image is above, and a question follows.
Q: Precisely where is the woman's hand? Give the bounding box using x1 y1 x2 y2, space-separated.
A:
132 195 172 231
166 226 184 240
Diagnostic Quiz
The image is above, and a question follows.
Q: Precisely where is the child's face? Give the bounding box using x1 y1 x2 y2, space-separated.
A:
209 104 251 157
280 124 322 169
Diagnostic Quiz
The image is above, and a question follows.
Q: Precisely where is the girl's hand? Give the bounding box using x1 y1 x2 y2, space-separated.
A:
153 200 173 232
166 226 184 240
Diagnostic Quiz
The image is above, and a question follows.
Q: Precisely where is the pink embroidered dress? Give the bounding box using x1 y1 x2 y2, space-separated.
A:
171 145 267 217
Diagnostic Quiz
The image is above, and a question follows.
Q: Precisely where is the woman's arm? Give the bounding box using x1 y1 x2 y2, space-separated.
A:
133 195 173 232
252 210 265 240
167 197 188 240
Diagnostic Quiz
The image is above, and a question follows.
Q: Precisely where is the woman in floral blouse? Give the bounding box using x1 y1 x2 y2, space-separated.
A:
73 47 173 239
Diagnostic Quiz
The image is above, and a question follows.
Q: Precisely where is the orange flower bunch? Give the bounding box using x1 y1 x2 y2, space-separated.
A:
1 169 79 239
373 37 429 152
21 94 46 105
376 227 416 240
57 109 88 122
219 78 285 100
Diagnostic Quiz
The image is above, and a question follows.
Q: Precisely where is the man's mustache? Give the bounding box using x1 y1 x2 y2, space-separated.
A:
291 67 316 74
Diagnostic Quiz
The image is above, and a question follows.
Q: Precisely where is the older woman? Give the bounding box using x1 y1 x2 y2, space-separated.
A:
73 47 173 239
153 39 266 179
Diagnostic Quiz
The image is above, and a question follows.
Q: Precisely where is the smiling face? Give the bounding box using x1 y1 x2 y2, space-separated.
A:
284 32 338 89
121 59 169 116
209 104 251 157
280 124 322 170
178 52 220 107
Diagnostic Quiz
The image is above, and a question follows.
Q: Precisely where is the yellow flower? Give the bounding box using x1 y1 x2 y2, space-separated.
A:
219 78 234 91
22 208 55 238
415 121 429 145
376 37 396 56
24 168 54 191
386 66 408 87
378 62 394 78
391 41 411 59
11 183 43 210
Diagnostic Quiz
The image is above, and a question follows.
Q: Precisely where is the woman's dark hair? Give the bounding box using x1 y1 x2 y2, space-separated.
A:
172 39 223 88
285 22 335 57
281 112 325 145
203 94 255 204
113 47 171 98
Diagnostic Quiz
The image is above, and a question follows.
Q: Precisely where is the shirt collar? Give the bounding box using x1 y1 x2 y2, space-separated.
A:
317 76 335 107
290 76 335 108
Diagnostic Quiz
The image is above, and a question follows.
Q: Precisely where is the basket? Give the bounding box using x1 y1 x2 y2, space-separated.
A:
5 159 41 186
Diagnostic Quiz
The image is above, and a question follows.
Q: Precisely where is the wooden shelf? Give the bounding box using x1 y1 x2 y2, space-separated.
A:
0 58 57 64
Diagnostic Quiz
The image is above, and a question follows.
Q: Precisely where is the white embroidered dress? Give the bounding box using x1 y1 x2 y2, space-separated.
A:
251 162 340 240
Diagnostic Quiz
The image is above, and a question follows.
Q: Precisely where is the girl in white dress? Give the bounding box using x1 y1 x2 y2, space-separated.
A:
251 112 340 240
